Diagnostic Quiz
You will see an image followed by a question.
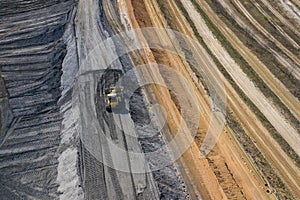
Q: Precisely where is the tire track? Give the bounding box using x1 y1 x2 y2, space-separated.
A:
232 0 300 67
217 0 300 80
251 0 300 49
180 0 300 197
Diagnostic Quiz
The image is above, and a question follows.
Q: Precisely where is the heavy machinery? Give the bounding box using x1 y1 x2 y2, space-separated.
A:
104 87 123 112
101 69 124 112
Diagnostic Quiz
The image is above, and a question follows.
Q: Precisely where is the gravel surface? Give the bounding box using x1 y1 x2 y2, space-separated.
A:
0 0 212 199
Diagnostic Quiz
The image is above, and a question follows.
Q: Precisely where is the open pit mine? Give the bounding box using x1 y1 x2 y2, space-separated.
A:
0 0 299 199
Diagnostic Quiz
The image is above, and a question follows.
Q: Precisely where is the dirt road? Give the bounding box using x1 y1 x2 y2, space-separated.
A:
217 0 300 81
125 0 300 199
2 0 299 199
182 0 300 197
194 0 300 123
124 0 282 199
74 0 159 198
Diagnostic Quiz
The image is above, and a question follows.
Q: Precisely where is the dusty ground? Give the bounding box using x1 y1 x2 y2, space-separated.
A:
125 0 276 199
124 0 300 199
1 0 299 199
192 0 300 197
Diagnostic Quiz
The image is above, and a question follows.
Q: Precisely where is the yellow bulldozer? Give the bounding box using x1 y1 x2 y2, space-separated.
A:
104 87 123 112
101 69 124 113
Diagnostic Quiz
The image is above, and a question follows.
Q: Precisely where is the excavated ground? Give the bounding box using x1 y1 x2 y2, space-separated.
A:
128 0 300 199
73 0 190 199
1 0 299 199
0 0 76 199
0 0 191 199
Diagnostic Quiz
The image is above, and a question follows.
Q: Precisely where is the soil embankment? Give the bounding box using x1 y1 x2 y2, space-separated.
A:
0 1 77 198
